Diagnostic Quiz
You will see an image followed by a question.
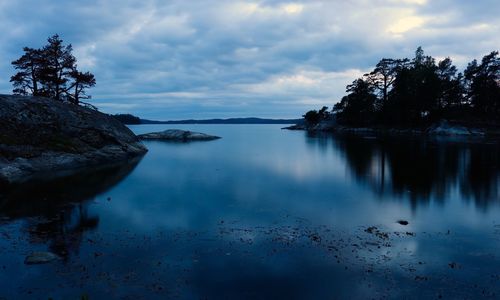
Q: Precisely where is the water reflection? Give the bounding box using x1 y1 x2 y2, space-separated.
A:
307 132 500 210
0 158 142 260
1 125 500 299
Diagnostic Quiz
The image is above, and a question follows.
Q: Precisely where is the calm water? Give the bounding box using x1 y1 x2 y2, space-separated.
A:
1 124 500 299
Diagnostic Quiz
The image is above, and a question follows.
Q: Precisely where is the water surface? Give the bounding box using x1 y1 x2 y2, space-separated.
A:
1 125 500 299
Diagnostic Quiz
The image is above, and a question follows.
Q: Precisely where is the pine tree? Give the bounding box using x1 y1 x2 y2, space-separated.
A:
11 34 96 105
10 47 44 96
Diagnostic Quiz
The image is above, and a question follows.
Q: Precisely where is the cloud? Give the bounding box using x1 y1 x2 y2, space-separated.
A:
236 68 366 103
0 0 498 119
387 14 427 35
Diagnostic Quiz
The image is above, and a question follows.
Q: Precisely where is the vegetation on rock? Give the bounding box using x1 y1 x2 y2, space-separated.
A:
10 34 96 105
304 47 500 128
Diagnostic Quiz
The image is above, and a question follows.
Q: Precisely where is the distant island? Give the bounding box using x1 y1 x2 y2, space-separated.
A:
292 47 500 136
112 114 302 125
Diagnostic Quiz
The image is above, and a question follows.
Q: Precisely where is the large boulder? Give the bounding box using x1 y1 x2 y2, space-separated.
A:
138 129 220 141
426 120 485 136
0 95 147 184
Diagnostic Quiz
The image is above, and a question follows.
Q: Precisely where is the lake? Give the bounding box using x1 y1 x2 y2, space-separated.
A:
1 124 500 299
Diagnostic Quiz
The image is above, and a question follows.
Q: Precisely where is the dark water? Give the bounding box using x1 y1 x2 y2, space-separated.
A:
1 125 500 299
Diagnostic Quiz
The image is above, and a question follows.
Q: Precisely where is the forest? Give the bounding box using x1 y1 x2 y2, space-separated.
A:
304 47 500 127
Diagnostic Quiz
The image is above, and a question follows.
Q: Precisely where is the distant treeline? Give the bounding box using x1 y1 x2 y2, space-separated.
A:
111 114 301 125
304 47 500 127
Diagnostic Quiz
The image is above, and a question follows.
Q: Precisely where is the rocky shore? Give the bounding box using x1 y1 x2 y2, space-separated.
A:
0 95 147 184
284 119 493 137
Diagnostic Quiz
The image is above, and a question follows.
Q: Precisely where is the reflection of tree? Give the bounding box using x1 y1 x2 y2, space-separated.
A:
309 133 500 210
0 157 142 260
24 203 99 261
461 144 500 209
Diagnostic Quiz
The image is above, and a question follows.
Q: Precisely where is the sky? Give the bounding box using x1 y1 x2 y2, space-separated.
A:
0 0 499 120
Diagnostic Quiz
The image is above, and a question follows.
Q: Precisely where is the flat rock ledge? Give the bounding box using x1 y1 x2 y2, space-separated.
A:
0 95 147 185
138 129 221 141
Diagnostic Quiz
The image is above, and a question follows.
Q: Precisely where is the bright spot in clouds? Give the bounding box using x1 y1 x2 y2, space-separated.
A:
392 0 428 5
282 3 303 14
238 3 260 14
388 15 426 34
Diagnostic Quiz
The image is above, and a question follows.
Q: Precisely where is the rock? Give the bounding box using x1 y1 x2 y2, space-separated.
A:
284 118 494 138
282 124 306 130
397 220 409 226
282 119 336 131
0 95 147 184
364 226 390 240
24 251 59 264
365 226 378 234
426 120 485 136
138 129 220 141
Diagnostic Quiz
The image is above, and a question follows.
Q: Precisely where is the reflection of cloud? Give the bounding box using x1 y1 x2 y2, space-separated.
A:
245 145 345 182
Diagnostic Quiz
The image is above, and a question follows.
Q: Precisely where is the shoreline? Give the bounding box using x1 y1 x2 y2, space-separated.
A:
283 120 500 138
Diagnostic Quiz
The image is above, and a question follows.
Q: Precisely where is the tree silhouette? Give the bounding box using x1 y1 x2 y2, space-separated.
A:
465 51 500 118
335 78 377 125
306 47 500 127
10 34 96 105
39 34 76 101
436 57 463 109
68 70 96 105
303 106 330 125
10 47 44 96
365 58 410 106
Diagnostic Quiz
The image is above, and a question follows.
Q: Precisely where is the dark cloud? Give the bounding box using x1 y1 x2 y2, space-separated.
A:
0 0 498 119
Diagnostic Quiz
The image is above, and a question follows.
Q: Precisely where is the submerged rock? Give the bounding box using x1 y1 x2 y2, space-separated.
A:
138 129 220 141
24 251 59 264
0 95 147 184
397 220 409 226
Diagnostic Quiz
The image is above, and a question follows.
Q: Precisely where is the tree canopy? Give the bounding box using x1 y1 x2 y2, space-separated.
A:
11 34 96 105
310 47 500 127
303 106 330 126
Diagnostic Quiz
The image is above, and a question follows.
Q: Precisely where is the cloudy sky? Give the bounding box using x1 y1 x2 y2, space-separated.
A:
0 0 498 119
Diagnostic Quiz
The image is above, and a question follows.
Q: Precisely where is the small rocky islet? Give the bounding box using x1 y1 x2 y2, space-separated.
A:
138 129 220 141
